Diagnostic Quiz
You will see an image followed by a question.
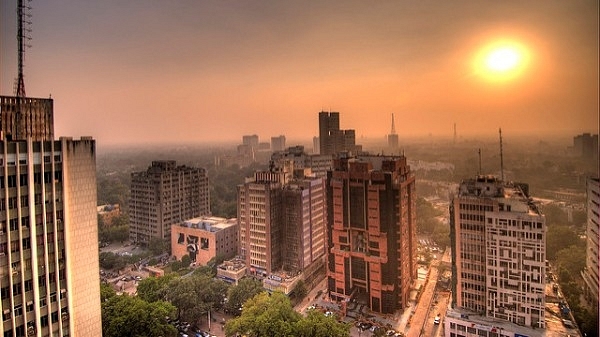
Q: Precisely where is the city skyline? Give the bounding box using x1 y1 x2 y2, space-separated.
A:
1 1 598 146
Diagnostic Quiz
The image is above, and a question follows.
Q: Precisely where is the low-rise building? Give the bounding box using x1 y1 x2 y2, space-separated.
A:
216 257 247 284
171 216 238 266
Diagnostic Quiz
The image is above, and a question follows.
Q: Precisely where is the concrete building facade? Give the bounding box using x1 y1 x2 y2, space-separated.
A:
270 135 286 153
448 175 546 332
129 161 210 245
270 146 332 179
171 216 238 267
582 177 600 306
0 96 101 337
237 164 326 281
326 155 417 314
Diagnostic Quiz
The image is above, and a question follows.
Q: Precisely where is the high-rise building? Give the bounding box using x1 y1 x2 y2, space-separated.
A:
242 135 259 148
270 145 332 179
0 95 101 336
446 175 546 334
326 155 416 314
129 161 210 245
582 177 600 306
270 135 286 152
318 111 361 156
573 133 599 160
237 163 326 280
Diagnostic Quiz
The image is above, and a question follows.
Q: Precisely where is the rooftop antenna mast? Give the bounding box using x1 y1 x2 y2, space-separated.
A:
15 0 32 98
499 128 504 181
478 148 482 175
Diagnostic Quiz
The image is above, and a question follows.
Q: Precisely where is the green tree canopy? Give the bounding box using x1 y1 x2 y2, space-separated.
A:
225 292 350 337
224 277 264 315
295 309 351 337
102 294 177 337
136 273 178 303
546 226 583 261
164 274 229 325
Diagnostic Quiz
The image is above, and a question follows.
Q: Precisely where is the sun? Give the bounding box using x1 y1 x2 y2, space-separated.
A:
473 40 530 82
486 48 520 72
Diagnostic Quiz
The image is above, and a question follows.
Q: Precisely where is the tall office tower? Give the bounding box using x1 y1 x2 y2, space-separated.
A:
237 163 326 279
129 161 210 245
573 133 599 160
582 177 600 306
318 111 361 156
326 155 416 314
0 97 101 336
270 135 286 152
447 175 546 334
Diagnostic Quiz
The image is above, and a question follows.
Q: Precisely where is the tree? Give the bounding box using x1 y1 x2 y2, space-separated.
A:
102 294 177 337
181 254 192 268
225 292 350 337
224 277 264 315
290 279 308 301
554 245 586 280
100 282 116 302
136 273 178 303
164 274 229 325
294 309 351 337
546 226 583 261
225 292 300 337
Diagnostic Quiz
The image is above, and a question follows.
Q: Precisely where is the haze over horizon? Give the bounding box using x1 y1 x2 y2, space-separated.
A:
1 1 598 146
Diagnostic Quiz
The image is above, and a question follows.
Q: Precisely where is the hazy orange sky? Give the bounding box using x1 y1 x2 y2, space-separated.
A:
1 1 598 146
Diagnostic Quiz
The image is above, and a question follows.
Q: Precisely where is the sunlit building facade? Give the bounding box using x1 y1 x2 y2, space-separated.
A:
448 175 546 333
0 96 101 337
326 155 417 314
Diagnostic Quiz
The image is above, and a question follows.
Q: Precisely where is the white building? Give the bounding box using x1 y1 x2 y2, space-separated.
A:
449 175 546 334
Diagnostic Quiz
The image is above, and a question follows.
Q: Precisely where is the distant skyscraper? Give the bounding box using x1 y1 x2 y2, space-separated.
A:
129 161 210 245
312 136 320 155
318 111 360 156
242 134 259 148
0 96 102 336
387 113 399 150
582 177 600 306
271 135 286 152
447 175 546 334
326 155 416 314
573 133 599 160
237 162 326 280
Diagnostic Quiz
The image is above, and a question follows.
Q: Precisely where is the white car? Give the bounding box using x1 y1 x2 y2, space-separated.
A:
433 316 440 324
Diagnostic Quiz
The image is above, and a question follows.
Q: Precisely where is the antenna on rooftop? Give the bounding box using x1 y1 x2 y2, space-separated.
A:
499 128 504 181
15 0 32 98
478 148 482 175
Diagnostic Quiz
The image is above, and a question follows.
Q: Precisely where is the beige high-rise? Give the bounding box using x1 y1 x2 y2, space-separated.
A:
0 96 101 337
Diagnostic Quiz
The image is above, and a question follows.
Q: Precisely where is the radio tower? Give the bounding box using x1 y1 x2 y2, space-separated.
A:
387 113 399 150
15 0 32 98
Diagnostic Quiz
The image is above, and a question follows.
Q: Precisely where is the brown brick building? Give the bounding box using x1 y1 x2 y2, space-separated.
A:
326 155 416 314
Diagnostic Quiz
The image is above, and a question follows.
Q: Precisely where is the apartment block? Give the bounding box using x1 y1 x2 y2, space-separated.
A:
270 146 332 179
326 155 417 314
129 161 210 245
